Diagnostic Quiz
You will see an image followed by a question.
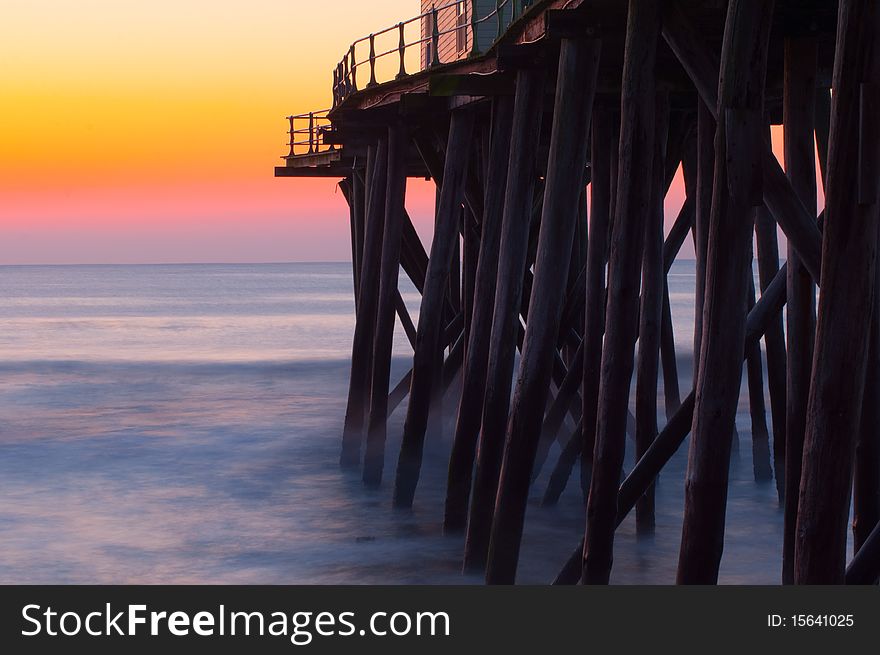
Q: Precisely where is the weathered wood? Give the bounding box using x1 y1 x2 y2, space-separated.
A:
401 213 428 293
661 1 823 284
745 273 773 482
449 221 462 313
387 319 465 418
463 65 547 574
846 518 880 584
340 177 358 303
444 95 514 534
692 99 713 382
394 292 417 350
782 35 818 584
577 105 615 502
659 287 680 419
486 35 601 585
658 194 693 422
352 169 366 303
795 0 880 584
540 106 616 507
754 203 787 502
583 0 660 586
854 234 880 556
462 207 479 353
532 339 585 481
363 125 409 487
393 108 475 506
634 91 669 536
815 88 831 190
556 223 803 586
677 0 774 585
340 140 387 469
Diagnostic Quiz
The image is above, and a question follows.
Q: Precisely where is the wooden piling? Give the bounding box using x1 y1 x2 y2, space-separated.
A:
393 108 475 505
795 0 880 584
583 0 660 585
577 105 615 500
463 65 546 574
782 35 818 584
677 0 774 585
486 34 601 585
363 125 409 487
745 273 773 482
754 202 787 502
340 140 387 469
854 237 880 555
661 1 823 283
634 91 669 536
692 99 713 381
444 95 514 534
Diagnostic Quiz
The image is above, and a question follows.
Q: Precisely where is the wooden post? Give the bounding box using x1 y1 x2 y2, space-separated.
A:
352 169 366 305
462 207 479 353
393 108 475 507
754 202 787 502
795 0 880 584
486 34 601 585
363 125 409 487
339 177 358 303
582 0 660 586
846 519 880 584
677 0 774 585
444 95 514 534
745 273 773 482
659 289 680 419
661 1 823 284
692 100 714 383
854 232 880 556
533 339 584 476
340 140 387 469
634 91 669 535
782 35 818 584
463 65 546 574
540 106 615 507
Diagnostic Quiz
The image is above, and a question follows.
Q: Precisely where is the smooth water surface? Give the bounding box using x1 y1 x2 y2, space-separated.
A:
0 262 785 584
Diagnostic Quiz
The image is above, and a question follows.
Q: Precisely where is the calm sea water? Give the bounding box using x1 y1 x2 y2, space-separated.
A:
0 262 784 584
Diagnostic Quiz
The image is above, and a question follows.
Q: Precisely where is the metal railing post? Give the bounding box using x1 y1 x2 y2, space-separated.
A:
349 45 358 92
308 112 315 154
396 22 407 79
286 116 295 157
368 34 377 87
431 5 440 67
469 0 479 57
342 56 350 99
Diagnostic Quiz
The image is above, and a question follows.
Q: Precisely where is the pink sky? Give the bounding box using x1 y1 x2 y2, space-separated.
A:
1 2 810 265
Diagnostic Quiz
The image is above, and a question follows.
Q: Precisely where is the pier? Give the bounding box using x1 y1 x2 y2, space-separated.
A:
276 0 880 584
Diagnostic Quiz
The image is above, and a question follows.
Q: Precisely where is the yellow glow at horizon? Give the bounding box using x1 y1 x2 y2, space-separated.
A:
1 0 419 195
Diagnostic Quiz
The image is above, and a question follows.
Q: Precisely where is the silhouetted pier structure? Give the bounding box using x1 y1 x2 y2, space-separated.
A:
276 0 880 584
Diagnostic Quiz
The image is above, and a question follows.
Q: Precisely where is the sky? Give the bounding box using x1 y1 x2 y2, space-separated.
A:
0 0 434 264
1 1 803 265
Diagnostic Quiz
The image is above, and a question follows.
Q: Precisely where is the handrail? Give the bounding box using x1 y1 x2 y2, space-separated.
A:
284 1 536 160
284 110 333 158
331 0 534 108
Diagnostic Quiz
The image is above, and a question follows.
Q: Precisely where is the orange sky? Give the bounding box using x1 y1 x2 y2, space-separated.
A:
1 1 809 265
0 0 434 264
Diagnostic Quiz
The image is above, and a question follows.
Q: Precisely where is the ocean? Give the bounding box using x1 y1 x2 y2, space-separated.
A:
0 262 785 584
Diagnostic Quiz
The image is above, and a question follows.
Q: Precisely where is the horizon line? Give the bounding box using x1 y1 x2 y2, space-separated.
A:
0 257 702 267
